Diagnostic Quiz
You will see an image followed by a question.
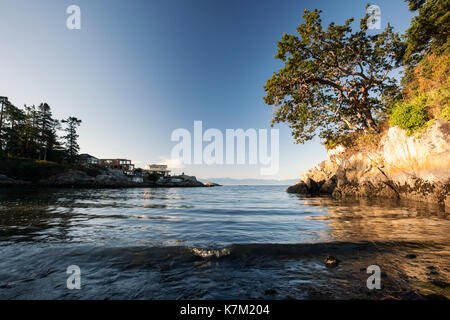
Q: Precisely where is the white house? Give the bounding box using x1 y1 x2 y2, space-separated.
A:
144 164 171 176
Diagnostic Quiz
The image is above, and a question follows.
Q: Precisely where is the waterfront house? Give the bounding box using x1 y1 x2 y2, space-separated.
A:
78 153 99 165
100 159 135 175
144 164 171 177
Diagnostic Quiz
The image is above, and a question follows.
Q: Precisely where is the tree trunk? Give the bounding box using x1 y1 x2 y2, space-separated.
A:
363 109 377 131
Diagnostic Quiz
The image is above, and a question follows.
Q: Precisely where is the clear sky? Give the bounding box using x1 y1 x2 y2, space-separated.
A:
0 0 414 180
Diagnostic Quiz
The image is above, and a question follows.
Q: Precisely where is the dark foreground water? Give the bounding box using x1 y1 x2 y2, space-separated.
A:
0 186 449 299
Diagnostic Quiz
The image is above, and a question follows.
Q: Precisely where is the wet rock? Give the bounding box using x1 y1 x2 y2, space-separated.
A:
324 255 340 268
320 176 337 194
318 180 326 188
331 189 342 199
305 178 319 194
286 181 308 194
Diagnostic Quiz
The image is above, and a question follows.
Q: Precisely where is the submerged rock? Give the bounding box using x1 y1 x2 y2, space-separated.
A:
324 255 340 268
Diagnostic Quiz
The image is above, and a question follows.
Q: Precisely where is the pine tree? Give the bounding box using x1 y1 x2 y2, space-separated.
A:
36 103 59 161
61 117 82 163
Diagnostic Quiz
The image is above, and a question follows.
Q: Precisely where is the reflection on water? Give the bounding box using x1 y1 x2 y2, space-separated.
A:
0 186 449 299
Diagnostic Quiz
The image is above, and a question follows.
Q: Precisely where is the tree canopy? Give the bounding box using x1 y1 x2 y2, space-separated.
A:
403 0 450 66
0 96 81 163
263 9 403 144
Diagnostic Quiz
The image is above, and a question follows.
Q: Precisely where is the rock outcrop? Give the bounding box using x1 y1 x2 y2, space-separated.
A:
287 120 450 208
204 182 221 187
37 169 139 187
0 174 31 186
0 169 208 189
286 181 309 194
155 175 205 187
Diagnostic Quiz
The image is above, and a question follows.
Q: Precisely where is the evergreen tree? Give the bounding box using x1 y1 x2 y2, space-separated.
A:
3 102 26 157
23 105 40 159
0 96 10 154
36 103 59 161
403 0 449 65
61 117 82 163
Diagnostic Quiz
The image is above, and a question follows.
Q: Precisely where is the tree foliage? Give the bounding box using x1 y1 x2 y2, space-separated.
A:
403 0 450 66
0 96 81 163
61 117 82 163
263 9 403 144
389 94 429 135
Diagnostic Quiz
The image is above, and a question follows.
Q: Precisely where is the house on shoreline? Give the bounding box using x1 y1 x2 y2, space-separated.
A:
78 154 173 179
78 154 100 165
99 159 135 175
144 164 171 177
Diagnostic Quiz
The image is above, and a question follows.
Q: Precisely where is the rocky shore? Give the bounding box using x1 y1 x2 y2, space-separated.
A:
0 169 216 189
287 120 450 209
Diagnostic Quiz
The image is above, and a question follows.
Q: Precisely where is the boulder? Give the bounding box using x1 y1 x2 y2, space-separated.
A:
305 178 319 194
204 182 221 187
286 181 308 194
320 177 337 194
324 255 340 268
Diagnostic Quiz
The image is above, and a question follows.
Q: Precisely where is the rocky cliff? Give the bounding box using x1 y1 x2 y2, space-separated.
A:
287 120 450 208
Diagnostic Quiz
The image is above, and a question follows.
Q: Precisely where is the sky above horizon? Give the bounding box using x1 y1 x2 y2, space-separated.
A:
0 0 415 179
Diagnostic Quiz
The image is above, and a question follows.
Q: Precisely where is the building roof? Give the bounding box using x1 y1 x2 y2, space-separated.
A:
79 153 98 160
145 164 170 172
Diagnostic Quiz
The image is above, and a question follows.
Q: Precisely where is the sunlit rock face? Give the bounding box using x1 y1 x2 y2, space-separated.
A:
289 120 450 208
382 120 450 183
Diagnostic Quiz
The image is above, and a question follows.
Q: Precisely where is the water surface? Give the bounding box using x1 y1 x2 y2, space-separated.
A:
0 186 449 299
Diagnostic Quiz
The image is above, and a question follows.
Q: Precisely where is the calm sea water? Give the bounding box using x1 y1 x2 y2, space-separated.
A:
0 186 449 299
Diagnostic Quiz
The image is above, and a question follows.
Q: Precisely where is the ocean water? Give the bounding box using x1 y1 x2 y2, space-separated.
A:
0 185 449 299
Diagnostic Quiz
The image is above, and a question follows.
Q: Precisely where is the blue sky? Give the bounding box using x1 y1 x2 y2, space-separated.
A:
0 0 414 179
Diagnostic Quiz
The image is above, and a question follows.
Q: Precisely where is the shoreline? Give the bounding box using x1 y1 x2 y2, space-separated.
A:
286 120 450 209
0 168 220 189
